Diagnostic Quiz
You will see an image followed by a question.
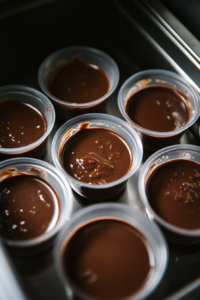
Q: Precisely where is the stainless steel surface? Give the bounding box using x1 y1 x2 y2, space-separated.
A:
140 0 200 61
0 243 26 300
1 0 200 299
164 277 200 300
114 0 200 141
114 0 200 92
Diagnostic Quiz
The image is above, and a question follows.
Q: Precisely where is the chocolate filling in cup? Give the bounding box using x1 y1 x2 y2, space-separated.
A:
54 203 168 300
38 46 119 121
0 85 55 160
139 145 200 245
118 70 200 151
61 125 132 185
47 56 109 104
0 175 60 241
0 158 72 255
51 113 143 200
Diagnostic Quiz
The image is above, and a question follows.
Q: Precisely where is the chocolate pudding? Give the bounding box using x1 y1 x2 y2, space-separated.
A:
0 175 60 240
61 126 133 185
126 86 190 132
47 56 109 103
147 160 200 230
63 219 152 299
0 100 47 148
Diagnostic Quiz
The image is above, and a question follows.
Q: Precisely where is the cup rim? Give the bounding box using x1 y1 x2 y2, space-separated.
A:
118 69 200 137
138 144 200 237
0 157 73 248
0 85 55 154
54 202 168 300
51 113 143 190
38 45 120 108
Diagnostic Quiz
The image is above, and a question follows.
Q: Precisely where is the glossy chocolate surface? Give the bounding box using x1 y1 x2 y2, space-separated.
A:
63 219 152 299
147 160 200 230
61 127 133 185
126 86 190 132
0 175 60 240
47 56 109 104
0 100 47 148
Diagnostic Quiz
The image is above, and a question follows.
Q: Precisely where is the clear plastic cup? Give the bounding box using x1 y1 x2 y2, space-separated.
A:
0 157 73 255
138 144 200 245
51 113 143 200
118 70 200 151
38 46 119 121
54 203 168 300
0 85 55 160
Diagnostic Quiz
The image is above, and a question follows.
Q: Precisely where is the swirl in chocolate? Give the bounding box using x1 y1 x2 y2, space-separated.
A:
61 127 133 185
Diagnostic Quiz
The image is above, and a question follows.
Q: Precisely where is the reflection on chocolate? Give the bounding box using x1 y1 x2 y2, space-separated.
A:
0 100 47 148
0 175 60 240
61 127 133 185
47 56 109 103
147 160 200 229
63 219 152 299
126 86 190 132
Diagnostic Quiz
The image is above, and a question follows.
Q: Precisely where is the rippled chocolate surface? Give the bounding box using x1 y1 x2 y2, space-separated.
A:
147 160 200 229
62 128 132 184
63 219 152 299
47 56 109 104
126 86 190 132
0 100 47 148
0 175 60 240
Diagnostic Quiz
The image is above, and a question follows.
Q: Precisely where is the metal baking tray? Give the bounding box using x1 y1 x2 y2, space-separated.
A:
0 242 26 300
1 0 200 299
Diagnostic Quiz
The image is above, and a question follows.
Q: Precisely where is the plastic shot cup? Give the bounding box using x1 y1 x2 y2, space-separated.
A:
0 157 72 255
51 113 143 200
118 70 200 151
38 46 119 121
0 85 55 160
54 203 168 300
139 144 200 245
